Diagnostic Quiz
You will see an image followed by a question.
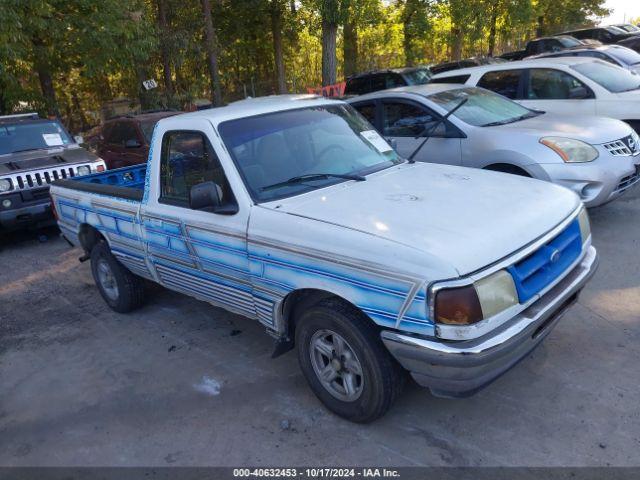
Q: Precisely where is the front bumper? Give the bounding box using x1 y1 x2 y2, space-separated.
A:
0 189 54 230
381 246 598 398
538 156 640 207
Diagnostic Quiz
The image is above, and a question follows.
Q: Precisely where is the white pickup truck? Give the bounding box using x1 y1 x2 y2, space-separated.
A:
50 95 598 422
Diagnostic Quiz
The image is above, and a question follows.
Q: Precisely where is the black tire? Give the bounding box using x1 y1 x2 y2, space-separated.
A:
295 298 405 423
90 241 145 313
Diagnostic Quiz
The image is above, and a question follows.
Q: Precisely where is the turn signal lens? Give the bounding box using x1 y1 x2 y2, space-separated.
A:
474 270 518 319
435 285 483 325
578 207 591 243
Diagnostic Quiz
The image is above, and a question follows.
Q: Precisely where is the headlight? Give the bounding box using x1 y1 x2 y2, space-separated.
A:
434 269 518 325
0 178 13 193
76 166 91 176
578 207 591 242
540 137 598 163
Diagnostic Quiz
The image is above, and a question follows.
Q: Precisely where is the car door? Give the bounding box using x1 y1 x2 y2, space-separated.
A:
140 122 255 320
518 68 597 115
119 121 147 166
379 99 462 165
102 121 130 169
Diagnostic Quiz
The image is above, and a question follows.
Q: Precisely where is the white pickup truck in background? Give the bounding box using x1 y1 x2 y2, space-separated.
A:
50 95 598 422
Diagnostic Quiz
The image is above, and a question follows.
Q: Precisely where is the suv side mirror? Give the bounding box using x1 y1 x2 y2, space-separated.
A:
74 135 84 144
125 138 142 148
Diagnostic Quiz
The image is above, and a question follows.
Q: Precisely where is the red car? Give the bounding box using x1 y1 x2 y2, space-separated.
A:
96 111 181 169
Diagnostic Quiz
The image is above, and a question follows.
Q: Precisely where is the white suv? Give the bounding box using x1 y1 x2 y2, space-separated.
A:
430 57 640 132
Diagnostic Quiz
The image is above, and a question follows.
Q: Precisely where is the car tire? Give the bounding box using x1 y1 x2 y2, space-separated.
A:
90 241 145 313
295 298 405 423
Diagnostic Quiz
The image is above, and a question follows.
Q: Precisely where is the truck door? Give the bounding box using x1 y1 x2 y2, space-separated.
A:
140 119 255 320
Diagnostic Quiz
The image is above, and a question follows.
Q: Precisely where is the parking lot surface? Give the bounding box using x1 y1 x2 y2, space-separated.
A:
1 188 639 467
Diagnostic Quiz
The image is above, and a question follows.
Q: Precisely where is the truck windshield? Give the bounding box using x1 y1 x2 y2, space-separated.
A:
428 87 538 127
0 120 73 155
571 60 640 92
218 104 402 202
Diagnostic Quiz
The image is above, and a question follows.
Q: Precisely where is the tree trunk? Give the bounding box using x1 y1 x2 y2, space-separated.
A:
402 1 417 66
450 25 463 61
271 0 287 93
321 19 338 86
487 1 499 56
536 15 545 37
37 67 60 118
202 0 223 105
343 19 358 77
156 0 173 102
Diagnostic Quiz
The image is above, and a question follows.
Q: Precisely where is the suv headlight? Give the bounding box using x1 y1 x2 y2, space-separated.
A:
433 270 519 325
540 137 598 163
76 166 91 176
0 178 13 193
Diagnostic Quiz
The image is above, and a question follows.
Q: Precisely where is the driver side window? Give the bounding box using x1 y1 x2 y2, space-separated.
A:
382 102 439 137
159 130 234 208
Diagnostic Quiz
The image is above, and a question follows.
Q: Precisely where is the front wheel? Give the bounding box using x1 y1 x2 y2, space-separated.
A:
295 298 405 423
90 241 145 313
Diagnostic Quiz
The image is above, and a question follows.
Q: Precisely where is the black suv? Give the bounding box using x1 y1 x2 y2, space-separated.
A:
0 113 106 231
344 67 432 96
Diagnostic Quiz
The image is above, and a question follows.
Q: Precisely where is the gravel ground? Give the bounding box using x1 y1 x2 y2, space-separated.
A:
0 187 639 467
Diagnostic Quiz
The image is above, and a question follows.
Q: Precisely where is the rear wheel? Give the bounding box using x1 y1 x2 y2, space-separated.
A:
90 241 145 313
295 298 405 423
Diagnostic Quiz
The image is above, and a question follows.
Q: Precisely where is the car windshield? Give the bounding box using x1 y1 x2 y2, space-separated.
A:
617 24 639 32
428 87 538 127
571 60 640 92
218 105 402 202
0 120 73 155
607 47 640 65
403 68 432 85
558 36 582 47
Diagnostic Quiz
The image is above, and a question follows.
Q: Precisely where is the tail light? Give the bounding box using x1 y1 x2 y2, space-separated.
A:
50 195 59 221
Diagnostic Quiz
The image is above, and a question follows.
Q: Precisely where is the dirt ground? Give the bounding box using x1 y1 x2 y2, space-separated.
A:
1 187 639 467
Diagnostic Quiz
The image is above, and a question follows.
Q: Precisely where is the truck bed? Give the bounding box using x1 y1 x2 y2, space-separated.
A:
52 164 146 201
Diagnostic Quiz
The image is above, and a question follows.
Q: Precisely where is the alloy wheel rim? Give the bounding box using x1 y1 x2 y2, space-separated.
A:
97 259 119 301
309 329 364 402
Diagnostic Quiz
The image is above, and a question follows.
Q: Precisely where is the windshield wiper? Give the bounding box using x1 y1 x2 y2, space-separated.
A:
8 147 49 154
482 112 538 127
261 173 366 192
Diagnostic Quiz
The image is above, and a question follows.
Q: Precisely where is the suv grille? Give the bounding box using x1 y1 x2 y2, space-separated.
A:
7 165 88 191
614 170 640 194
603 134 640 157
507 219 582 303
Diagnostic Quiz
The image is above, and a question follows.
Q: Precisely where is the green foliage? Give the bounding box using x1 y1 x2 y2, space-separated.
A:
0 0 611 127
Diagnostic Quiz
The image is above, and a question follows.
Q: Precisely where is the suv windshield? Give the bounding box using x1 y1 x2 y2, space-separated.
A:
219 105 401 202
558 36 582 47
571 60 640 92
0 120 73 155
429 87 538 127
404 68 432 85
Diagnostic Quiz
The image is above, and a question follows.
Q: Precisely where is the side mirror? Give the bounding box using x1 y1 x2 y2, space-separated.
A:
190 181 223 211
124 138 142 148
569 86 590 99
74 135 84 144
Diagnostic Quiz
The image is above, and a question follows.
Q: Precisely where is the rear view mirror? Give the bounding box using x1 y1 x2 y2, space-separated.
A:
190 181 222 211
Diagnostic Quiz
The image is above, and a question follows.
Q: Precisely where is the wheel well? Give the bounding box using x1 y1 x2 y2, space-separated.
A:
483 163 531 177
279 289 374 342
78 224 105 253
623 120 640 134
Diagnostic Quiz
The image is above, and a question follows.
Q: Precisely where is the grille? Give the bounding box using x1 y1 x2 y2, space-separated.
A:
507 219 582 303
614 170 640 194
6 165 89 191
603 134 640 157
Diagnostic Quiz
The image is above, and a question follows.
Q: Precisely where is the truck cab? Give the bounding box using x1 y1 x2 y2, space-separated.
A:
0 113 106 231
49 95 598 422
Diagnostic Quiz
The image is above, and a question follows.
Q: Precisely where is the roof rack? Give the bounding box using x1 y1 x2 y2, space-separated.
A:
0 112 40 121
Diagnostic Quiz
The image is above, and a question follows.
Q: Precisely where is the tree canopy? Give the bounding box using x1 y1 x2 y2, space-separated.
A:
0 0 610 130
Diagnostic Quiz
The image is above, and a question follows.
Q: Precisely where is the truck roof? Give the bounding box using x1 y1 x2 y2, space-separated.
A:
161 94 342 126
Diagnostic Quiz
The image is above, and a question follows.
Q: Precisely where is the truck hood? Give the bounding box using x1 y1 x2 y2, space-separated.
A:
265 163 580 276
494 113 632 144
0 145 98 175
